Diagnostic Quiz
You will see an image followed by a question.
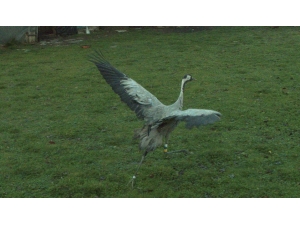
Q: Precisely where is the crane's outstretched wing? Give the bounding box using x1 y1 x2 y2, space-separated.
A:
89 51 164 120
155 109 221 129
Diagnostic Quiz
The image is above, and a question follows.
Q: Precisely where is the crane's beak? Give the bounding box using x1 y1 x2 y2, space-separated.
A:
192 77 196 81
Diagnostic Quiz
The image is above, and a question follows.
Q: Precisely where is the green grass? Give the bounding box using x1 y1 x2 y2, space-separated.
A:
0 27 299 197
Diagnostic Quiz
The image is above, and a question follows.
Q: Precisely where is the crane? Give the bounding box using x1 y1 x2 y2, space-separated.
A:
89 51 221 187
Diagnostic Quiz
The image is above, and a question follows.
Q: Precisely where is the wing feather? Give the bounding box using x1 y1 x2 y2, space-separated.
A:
156 109 221 129
89 51 164 120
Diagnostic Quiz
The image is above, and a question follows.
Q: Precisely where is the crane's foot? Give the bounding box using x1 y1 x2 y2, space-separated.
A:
128 175 136 188
165 149 190 155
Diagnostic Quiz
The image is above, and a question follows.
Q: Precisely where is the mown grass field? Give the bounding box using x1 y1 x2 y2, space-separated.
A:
0 27 299 197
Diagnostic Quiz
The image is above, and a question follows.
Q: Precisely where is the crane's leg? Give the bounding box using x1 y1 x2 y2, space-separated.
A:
128 151 147 188
163 135 170 154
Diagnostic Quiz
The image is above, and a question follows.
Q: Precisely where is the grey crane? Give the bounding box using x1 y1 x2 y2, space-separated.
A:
89 51 221 186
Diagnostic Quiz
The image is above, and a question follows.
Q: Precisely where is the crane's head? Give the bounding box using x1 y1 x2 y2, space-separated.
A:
182 74 195 83
181 74 195 91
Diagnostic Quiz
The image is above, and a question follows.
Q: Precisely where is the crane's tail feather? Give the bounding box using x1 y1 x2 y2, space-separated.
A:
133 126 163 152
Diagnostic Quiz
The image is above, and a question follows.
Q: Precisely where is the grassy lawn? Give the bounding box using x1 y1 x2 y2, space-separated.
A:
0 27 299 197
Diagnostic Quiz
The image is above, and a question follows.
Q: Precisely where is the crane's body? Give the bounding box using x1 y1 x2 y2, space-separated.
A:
89 51 221 186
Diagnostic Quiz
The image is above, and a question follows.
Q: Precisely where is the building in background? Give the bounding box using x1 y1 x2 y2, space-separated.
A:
0 26 80 45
